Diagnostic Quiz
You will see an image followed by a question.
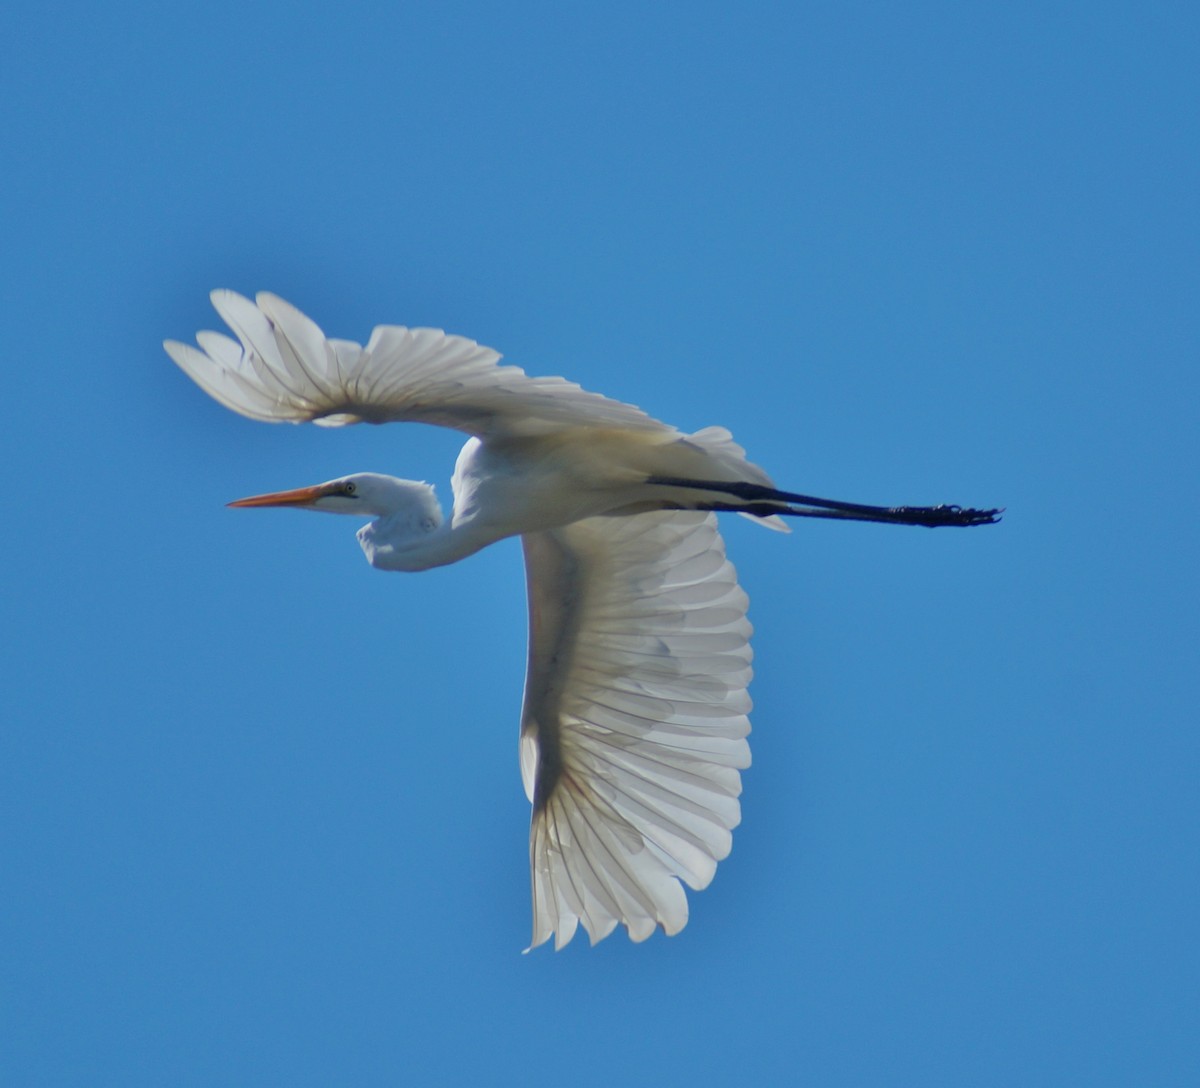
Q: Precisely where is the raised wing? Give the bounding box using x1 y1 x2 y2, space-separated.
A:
520 511 753 949
165 291 667 438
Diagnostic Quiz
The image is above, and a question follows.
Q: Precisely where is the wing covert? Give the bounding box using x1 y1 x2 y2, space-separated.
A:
165 291 667 438
520 511 753 950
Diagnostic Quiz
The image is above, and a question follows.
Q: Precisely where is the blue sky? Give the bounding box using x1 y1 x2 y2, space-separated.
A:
3 2 1197 1084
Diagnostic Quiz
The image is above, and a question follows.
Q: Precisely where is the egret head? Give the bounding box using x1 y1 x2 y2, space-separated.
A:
229 472 456 571
228 472 435 518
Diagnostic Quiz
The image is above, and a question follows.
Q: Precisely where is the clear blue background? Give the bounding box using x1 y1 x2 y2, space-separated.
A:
3 2 1196 1084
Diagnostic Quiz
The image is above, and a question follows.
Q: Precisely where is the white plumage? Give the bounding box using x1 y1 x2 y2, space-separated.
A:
166 290 998 949
522 512 751 948
171 290 665 435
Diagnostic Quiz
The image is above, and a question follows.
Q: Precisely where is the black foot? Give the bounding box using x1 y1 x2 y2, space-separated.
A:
889 504 1004 528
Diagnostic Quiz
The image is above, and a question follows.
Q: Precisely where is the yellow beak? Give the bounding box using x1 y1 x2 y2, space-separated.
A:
227 482 339 509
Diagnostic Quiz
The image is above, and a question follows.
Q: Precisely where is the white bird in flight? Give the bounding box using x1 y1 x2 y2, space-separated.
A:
166 291 998 950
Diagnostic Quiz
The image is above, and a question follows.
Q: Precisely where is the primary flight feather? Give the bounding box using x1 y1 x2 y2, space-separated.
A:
166 290 998 950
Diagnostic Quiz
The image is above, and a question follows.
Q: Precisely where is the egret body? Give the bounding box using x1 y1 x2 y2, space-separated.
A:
167 291 998 949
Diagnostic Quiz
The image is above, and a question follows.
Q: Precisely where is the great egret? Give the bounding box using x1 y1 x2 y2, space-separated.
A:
166 290 998 950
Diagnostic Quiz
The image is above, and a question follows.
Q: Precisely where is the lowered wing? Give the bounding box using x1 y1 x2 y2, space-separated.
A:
520 510 753 949
165 291 668 439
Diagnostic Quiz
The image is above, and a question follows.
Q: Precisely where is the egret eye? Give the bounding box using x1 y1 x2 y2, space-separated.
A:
344 481 356 495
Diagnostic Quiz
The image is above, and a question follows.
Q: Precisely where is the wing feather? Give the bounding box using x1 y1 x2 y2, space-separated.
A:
520 511 752 950
165 291 667 438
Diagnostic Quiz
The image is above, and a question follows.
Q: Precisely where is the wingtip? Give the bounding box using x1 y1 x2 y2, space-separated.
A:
162 338 192 368
208 287 235 309
254 289 286 314
209 288 261 327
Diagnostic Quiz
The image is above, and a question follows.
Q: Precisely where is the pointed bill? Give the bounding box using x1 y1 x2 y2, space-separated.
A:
227 482 340 508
